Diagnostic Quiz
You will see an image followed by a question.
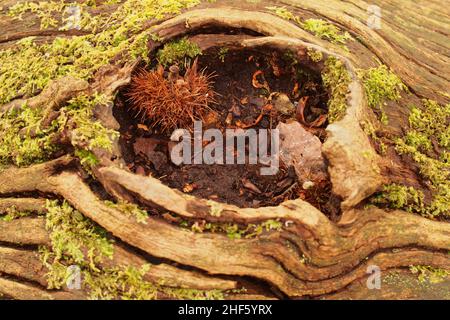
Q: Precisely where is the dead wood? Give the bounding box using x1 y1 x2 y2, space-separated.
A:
0 3 448 300
0 158 448 297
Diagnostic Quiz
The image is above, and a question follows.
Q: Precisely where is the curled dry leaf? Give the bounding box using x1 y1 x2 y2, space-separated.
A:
296 96 327 128
137 123 149 131
235 104 272 129
235 114 262 128
252 70 270 92
308 114 327 127
296 96 308 124
292 82 299 98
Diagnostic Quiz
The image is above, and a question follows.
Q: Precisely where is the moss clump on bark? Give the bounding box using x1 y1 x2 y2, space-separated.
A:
410 265 450 284
40 200 226 300
156 37 202 67
266 6 302 24
63 94 119 172
307 48 323 62
182 218 283 240
63 94 120 151
0 103 60 167
357 65 407 124
408 100 450 149
104 200 149 224
321 56 351 123
8 1 67 29
0 206 33 221
361 120 387 155
373 99 450 218
1 0 202 104
40 199 114 289
302 18 351 46
0 93 119 170
266 6 351 47
372 184 424 212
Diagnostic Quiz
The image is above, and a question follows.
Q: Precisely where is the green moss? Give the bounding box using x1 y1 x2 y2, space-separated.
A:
373 99 450 218
397 141 449 186
0 103 60 166
165 287 225 300
266 6 302 24
8 1 66 29
8 0 198 32
321 56 351 123
41 200 225 299
7 0 117 30
358 65 407 124
43 200 114 271
104 200 149 224
302 18 351 46
75 149 100 172
245 219 283 238
372 184 424 212
83 264 158 300
408 100 450 149
266 7 351 48
0 93 119 169
441 151 450 164
156 37 202 67
0 206 33 221
378 144 449 218
382 270 450 297
40 199 113 289
0 37 93 103
1 0 202 104
63 94 119 152
186 218 283 239
410 265 450 284
207 200 222 217
361 120 387 155
86 264 226 300
128 32 153 63
0 35 116 104
404 131 432 151
307 48 323 62
218 47 229 63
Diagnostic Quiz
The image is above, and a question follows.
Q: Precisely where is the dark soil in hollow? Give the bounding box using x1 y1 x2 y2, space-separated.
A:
114 46 339 216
